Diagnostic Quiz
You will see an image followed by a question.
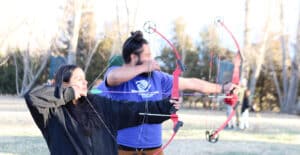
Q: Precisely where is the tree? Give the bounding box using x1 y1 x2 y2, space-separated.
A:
0 0 86 95
198 24 232 82
242 0 251 85
172 17 197 77
269 0 299 113
243 1 272 109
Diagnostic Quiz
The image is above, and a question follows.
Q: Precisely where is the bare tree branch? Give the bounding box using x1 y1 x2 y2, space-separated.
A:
67 0 83 64
0 55 10 66
84 39 101 73
268 55 283 105
21 49 52 96
115 0 122 47
279 0 288 106
124 0 130 35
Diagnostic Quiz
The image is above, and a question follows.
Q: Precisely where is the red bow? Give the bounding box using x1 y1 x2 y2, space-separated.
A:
143 21 184 154
206 19 243 143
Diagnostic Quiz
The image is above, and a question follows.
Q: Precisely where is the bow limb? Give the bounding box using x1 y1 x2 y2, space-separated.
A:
206 19 243 143
217 20 243 84
143 21 184 154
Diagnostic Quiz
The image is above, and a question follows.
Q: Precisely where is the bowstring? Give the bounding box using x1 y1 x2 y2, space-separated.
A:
84 96 117 142
206 17 243 142
85 53 122 143
205 18 225 139
136 30 155 149
88 55 119 90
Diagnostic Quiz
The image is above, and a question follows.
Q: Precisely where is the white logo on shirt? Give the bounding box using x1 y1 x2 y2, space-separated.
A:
131 80 157 98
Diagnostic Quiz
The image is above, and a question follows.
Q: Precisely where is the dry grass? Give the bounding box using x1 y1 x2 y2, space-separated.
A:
163 109 300 155
0 98 299 155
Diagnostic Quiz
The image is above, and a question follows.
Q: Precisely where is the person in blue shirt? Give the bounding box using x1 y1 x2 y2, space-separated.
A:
101 31 236 155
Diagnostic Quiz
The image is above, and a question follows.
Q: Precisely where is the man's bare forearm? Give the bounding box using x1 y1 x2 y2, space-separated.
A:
107 60 161 86
179 77 222 94
106 65 146 86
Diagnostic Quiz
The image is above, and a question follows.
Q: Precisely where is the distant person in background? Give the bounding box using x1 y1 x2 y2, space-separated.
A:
47 55 66 85
240 89 251 130
224 87 238 129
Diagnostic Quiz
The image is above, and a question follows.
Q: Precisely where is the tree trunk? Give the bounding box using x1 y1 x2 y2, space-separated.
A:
279 0 288 111
286 60 299 113
242 0 251 82
294 7 300 114
249 26 270 102
285 3 300 113
115 0 123 51
67 0 83 64
248 1 271 104
268 0 300 114
268 56 283 106
84 40 101 73
21 46 30 94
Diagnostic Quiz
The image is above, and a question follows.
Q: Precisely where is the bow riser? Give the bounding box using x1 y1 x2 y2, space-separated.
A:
171 67 181 100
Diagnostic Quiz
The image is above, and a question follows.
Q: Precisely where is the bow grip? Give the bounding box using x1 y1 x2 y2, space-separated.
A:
173 121 183 133
169 105 178 114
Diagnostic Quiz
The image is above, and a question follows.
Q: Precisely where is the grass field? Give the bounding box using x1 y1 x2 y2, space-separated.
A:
0 97 299 155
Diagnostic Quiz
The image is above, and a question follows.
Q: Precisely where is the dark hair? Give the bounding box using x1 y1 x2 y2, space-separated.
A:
53 64 79 98
54 65 99 136
122 31 148 64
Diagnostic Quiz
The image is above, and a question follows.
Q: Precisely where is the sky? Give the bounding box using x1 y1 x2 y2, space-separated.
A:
95 0 246 52
0 0 299 57
95 0 299 56
0 0 64 53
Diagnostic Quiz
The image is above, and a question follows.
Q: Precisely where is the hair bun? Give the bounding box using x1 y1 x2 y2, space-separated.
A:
131 31 144 42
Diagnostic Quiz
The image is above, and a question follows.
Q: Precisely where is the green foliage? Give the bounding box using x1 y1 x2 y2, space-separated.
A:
84 37 113 84
254 71 280 111
184 50 202 78
156 47 176 74
0 50 50 95
157 47 207 80
0 61 17 94
0 51 22 94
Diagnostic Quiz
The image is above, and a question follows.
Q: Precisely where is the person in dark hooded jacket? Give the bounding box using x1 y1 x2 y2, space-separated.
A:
24 64 178 155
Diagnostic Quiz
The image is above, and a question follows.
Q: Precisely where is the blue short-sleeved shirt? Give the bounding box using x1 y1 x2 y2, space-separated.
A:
103 66 173 148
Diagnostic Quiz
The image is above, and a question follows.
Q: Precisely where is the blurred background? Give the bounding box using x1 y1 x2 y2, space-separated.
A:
0 1 300 154
0 0 299 114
